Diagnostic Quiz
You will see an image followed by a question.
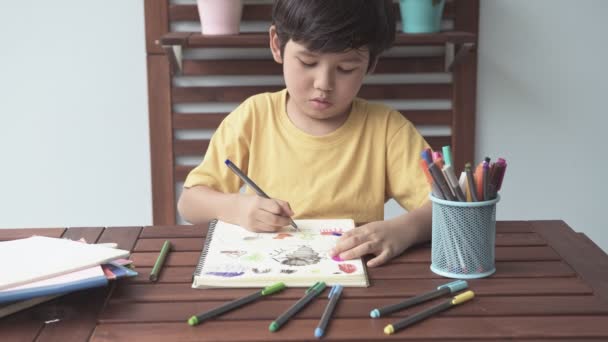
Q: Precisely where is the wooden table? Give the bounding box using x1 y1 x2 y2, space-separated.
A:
2 220 608 341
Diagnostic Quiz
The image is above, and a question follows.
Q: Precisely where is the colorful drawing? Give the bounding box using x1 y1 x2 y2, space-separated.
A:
205 264 246 277
275 245 321 266
252 268 271 274
192 219 367 287
205 271 245 277
273 233 293 240
244 252 265 262
338 263 357 274
320 228 344 236
243 234 261 241
298 231 316 241
269 248 286 259
332 255 344 262
220 250 246 258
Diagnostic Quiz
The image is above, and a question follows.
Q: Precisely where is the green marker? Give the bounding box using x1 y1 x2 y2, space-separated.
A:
188 282 286 326
269 281 326 332
442 145 453 167
149 240 171 282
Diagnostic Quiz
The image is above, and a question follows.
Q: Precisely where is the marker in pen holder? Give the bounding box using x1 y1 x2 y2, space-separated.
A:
429 194 500 279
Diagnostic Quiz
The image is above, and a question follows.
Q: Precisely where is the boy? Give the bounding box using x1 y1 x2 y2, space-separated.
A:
178 0 432 267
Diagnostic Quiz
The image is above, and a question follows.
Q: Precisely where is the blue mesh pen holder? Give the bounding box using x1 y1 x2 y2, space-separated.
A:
430 194 500 279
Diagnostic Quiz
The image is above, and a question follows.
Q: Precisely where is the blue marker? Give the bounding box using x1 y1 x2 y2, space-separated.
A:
420 148 433 165
314 285 343 338
270 282 325 332
370 280 467 318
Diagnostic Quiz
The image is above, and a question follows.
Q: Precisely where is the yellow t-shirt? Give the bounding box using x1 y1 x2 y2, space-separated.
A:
184 89 431 223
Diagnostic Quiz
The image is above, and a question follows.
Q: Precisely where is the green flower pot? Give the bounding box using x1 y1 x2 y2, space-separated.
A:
399 0 446 33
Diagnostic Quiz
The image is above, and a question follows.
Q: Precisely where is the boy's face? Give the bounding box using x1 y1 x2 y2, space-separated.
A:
270 26 370 132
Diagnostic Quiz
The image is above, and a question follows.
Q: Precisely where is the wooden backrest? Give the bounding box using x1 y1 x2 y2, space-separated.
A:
145 0 479 224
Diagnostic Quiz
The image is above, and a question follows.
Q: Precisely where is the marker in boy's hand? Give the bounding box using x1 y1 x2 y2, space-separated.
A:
235 193 295 232
225 159 298 232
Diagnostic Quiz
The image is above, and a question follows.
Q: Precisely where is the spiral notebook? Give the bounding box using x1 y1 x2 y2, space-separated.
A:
192 219 369 288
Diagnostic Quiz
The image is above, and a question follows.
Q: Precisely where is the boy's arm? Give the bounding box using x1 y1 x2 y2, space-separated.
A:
178 185 295 232
178 186 239 225
330 201 432 267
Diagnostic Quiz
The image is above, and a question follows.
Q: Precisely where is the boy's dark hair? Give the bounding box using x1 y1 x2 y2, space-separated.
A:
272 0 396 71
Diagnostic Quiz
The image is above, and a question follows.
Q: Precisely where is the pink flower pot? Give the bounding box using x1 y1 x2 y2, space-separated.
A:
197 0 243 35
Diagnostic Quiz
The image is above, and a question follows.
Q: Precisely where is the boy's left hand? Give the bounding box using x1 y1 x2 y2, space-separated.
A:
330 221 413 268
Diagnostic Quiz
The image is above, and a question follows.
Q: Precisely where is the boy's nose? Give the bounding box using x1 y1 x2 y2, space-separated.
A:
313 70 334 92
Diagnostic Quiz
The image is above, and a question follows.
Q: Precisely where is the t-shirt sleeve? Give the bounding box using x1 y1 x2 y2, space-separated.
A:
182 101 252 193
385 113 432 211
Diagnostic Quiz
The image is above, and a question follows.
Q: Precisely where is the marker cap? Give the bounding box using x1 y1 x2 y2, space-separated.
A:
384 324 395 335
437 280 468 293
451 290 475 305
187 316 199 326
328 285 343 299
370 309 380 318
269 321 279 332
262 282 286 296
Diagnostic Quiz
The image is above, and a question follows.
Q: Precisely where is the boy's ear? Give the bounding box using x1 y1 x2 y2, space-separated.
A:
269 25 283 64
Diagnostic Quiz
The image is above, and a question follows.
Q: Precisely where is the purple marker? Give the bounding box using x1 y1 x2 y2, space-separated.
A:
482 157 490 201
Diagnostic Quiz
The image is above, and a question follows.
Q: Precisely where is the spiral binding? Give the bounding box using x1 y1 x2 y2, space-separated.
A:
192 219 218 280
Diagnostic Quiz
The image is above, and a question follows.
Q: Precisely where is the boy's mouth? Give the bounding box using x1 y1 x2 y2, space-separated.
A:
310 98 332 110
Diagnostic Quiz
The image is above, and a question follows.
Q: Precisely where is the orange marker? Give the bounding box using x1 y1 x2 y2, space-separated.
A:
474 162 484 201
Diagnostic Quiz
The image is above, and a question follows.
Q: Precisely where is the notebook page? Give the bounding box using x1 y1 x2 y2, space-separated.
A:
0 236 129 290
0 266 104 292
195 219 367 287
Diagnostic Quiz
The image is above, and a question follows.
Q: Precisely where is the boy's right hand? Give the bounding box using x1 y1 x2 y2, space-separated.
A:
235 194 295 232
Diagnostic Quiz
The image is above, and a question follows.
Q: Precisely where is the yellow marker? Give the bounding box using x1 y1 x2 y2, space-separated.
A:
384 291 475 335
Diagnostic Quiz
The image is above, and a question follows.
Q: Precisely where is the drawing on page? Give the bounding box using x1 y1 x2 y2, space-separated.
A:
272 245 321 266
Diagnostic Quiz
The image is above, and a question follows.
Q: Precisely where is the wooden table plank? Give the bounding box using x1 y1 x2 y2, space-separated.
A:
0 309 46 342
128 245 560 268
109 278 592 303
36 227 142 342
34 287 112 342
33 228 109 342
139 225 207 238
136 222 538 239
0 228 72 341
532 220 608 304
132 232 546 252
99 294 608 323
0 228 105 342
6 220 608 341
91 316 608 341
0 228 65 241
127 260 575 284
61 227 105 244
96 226 142 252
133 237 204 252
494 232 546 246
495 221 535 233
392 245 560 262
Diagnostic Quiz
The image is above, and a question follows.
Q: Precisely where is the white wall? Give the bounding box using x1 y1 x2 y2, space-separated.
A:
1 0 607 254
477 0 608 252
0 1 151 228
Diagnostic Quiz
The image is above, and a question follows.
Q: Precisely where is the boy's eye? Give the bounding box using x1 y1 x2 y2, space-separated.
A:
338 67 357 74
297 58 316 67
